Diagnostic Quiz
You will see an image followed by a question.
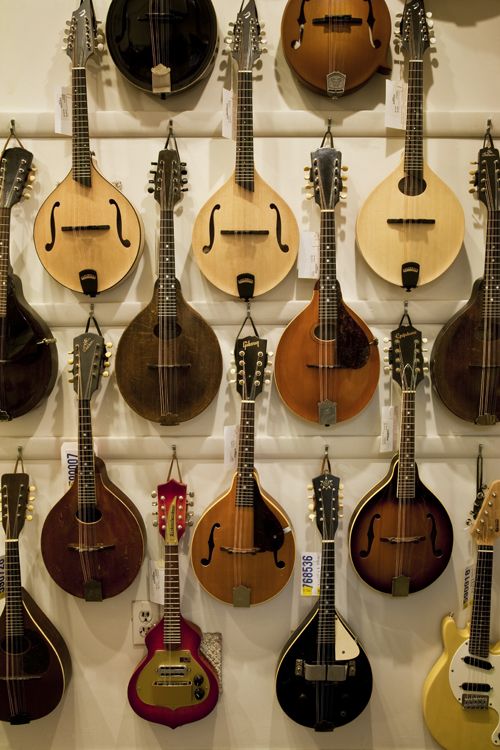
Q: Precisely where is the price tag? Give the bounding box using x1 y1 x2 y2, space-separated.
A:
301 552 320 596
224 425 239 469
0 556 4 598
380 405 397 453
297 231 320 279
149 560 164 605
222 87 234 140
385 79 407 130
61 442 79 486
55 85 72 136
462 562 475 609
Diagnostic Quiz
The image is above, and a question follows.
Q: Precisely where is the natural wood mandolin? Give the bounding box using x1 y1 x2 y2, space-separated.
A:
276 458 372 732
116 133 222 425
192 0 299 299
41 322 146 601
423 480 500 750
281 0 391 97
128 471 219 728
274 140 379 426
191 332 295 606
0 462 71 724
349 310 453 596
431 127 500 424
33 0 143 296
0 145 58 420
356 0 464 289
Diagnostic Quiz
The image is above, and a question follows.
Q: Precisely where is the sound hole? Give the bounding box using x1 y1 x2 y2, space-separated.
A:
474 320 500 341
398 176 427 197
1 635 30 655
76 507 103 523
314 324 335 341
153 322 181 339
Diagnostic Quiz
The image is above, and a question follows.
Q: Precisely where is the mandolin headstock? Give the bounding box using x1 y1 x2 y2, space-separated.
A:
1 472 36 540
309 472 342 541
233 335 271 401
150 147 187 209
307 146 346 209
0 146 35 209
153 479 193 544
398 0 435 60
69 331 112 399
473 137 500 212
228 0 265 71
64 0 104 67
388 320 427 392
470 479 500 546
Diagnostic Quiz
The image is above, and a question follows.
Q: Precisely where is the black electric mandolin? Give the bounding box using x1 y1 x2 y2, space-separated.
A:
276 458 372 731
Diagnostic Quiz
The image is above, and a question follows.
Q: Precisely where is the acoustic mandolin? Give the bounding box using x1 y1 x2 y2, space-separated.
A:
0 460 71 724
276 456 372 732
191 331 295 606
274 138 379 426
281 0 391 97
33 0 143 296
349 309 453 596
0 145 58 420
115 132 222 425
41 320 146 601
356 0 464 289
192 0 299 299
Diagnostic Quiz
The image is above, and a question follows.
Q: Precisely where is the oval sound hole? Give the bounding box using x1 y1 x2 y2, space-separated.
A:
398 176 427 197
76 507 103 523
1 635 30 655
153 322 181 339
474 320 500 341
314 324 336 342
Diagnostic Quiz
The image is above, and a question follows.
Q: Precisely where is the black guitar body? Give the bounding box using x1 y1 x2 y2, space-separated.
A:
276 603 372 731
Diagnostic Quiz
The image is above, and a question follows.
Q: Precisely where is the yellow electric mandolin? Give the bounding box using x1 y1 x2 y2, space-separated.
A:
191 0 299 299
422 479 500 750
356 0 464 289
33 0 143 296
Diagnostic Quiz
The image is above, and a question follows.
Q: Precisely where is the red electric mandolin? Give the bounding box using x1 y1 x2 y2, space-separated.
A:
128 467 219 728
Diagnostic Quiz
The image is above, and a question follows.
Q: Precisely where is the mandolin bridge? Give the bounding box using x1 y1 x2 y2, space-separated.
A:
380 535 425 544
313 15 362 26
220 545 260 555
67 542 115 552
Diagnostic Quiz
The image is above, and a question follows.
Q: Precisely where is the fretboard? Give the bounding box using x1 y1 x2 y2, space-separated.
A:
469 544 493 658
318 210 338 330
77 399 97 518
403 61 424 180
317 540 336 660
0 207 11 317
157 205 177 319
397 389 416 500
235 70 254 191
5 540 24 638
236 400 255 507
482 211 500 319
163 542 181 648
72 67 92 187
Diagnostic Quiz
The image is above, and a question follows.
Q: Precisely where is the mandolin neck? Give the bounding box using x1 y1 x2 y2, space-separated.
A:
482 211 500 319
235 70 255 191
5 540 24 638
469 544 493 658
397 389 416 499
163 541 181 649
158 204 177 321
403 60 424 182
72 67 92 187
77 399 97 518
319 209 338 328
317 537 336 662
0 207 11 317
236 400 255 508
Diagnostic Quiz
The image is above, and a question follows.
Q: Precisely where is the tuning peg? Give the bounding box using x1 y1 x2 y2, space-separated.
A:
308 513 316 521
68 377 75 383
267 351 274 359
307 484 313 490
339 192 347 200
308 503 314 511
152 520 158 527
22 188 32 199
339 483 344 490
186 519 194 526
102 370 110 377
338 512 344 519
469 188 477 194
423 365 429 373
426 11 433 18
26 514 33 521
67 357 74 365
383 366 391 373
429 36 436 44
29 485 36 492
422 338 428 344
27 171 36 184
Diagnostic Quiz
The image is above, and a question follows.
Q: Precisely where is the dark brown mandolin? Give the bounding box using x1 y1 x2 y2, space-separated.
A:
116 134 222 425
349 312 453 596
41 324 145 601
0 145 57 421
281 0 391 97
431 128 500 425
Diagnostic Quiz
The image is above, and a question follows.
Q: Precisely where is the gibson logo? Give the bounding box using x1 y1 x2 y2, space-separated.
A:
243 340 259 349
396 331 416 339
82 336 93 352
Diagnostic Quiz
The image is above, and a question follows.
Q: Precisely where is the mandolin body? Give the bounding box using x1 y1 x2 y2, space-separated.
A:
192 171 299 297
356 162 464 287
281 0 391 96
190 471 295 605
431 278 500 423
33 163 143 294
41 457 145 600
0 273 57 421
349 455 453 595
0 588 71 724
274 286 379 425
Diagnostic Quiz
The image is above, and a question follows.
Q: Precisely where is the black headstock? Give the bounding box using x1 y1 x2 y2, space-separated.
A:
228 0 264 71
308 146 345 209
388 321 426 392
310 472 341 541
234 335 269 401
474 141 500 213
399 0 434 60
69 331 111 399
0 147 34 209
64 0 104 67
1 472 34 540
149 148 188 206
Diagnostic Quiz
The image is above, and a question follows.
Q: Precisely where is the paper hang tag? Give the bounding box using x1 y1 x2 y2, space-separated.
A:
297 231 320 279
55 85 72 136
149 559 164 606
222 87 234 140
462 561 475 610
301 552 321 596
224 424 239 469
385 79 407 130
0 555 4 599
61 441 99 486
380 405 397 453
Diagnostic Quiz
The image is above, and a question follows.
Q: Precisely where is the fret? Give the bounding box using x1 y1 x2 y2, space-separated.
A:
5 540 24 638
235 71 254 191
72 67 92 187
482 211 500 318
236 400 255 507
397 390 416 500
157 205 177 319
469 545 493 658
318 211 338 333
163 543 181 647
317 541 336 647
403 61 424 180
0 206 11 317
77 399 97 518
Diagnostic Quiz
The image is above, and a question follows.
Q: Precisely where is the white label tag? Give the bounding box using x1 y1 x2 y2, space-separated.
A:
462 562 475 609
301 552 321 596
149 559 164 605
61 442 79 486
222 87 233 140
0 555 4 598
298 231 320 279
224 424 239 469
55 85 72 136
380 405 397 452
385 79 407 130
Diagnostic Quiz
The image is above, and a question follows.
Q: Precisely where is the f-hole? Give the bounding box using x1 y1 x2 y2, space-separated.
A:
270 203 289 253
109 199 132 247
201 523 220 565
202 204 221 254
45 202 60 251
359 513 380 558
427 513 443 557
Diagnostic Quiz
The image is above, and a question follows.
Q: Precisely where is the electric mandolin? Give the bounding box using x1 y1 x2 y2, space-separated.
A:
431 127 500 424
423 480 500 750
349 310 453 596
106 0 218 96
115 132 222 425
33 0 143 296
276 458 372 732
191 332 295 606
274 139 379 426
192 0 299 299
41 321 146 601
0 462 71 724
0 145 58 420
128 471 219 728
281 0 391 97
356 0 464 289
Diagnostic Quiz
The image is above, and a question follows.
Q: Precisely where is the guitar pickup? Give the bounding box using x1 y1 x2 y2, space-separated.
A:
304 663 347 682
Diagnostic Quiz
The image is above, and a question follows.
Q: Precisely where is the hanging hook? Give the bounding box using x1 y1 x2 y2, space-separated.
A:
14 444 25 474
10 119 15 136
164 119 179 153
320 444 332 474
483 119 494 150
320 118 334 148
399 299 412 327
236 299 259 338
1 118 26 156
84 303 103 335
166 444 183 482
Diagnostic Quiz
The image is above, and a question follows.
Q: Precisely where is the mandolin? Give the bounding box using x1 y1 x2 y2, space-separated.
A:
0 461 71 724
422 479 500 750
115 132 222 425
192 0 299 299
431 127 500 425
281 0 391 97
41 320 146 601
274 139 379 426
191 331 295 606
349 309 453 596
33 0 143 296
0 145 58 420
128 472 219 728
276 457 372 732
106 0 218 96
356 0 464 289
